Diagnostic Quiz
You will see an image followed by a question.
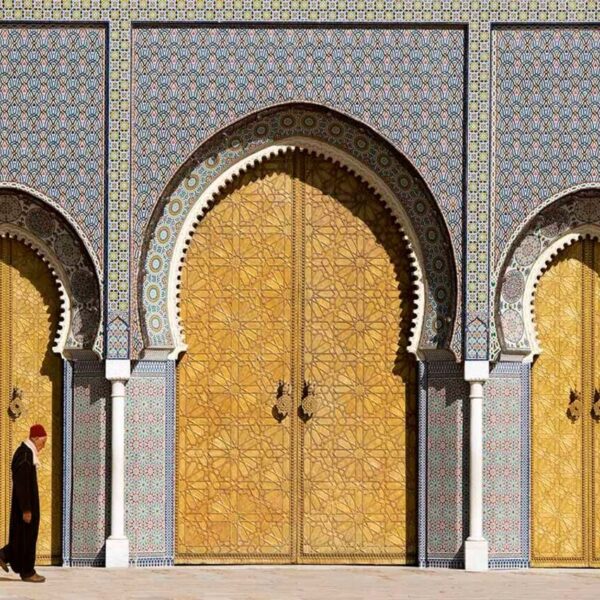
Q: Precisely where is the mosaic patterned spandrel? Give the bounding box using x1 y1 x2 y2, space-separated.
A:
70 362 109 565
131 26 465 353
125 361 173 566
0 26 106 267
426 362 468 565
492 27 600 270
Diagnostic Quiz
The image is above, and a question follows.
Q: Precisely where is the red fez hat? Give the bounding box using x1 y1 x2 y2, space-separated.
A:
30 424 47 438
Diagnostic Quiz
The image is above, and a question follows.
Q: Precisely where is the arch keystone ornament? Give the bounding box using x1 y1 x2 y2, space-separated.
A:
0 188 103 358
140 105 457 360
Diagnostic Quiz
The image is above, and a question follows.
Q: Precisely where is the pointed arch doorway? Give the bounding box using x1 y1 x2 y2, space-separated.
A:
0 237 63 565
531 237 600 567
176 150 418 564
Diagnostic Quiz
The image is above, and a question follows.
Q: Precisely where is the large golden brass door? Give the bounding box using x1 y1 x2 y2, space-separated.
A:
176 151 417 564
0 237 62 565
532 238 600 567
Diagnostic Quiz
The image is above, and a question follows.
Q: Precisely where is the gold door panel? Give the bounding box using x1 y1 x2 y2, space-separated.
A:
300 155 417 563
0 238 62 565
176 156 295 562
592 241 600 567
531 239 600 567
176 150 417 564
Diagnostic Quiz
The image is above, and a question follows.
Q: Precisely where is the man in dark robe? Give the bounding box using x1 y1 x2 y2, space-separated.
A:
0 424 47 583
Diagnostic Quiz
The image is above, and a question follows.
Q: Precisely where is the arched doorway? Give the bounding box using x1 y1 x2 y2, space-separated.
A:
531 237 600 567
176 150 417 564
0 237 63 565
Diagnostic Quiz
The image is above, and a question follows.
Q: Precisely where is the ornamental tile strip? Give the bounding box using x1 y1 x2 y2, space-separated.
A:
126 361 173 566
69 361 110 565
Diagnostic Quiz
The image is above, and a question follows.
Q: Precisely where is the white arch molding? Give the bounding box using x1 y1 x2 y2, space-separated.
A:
0 181 102 276
0 226 72 357
524 226 600 360
0 185 103 358
165 140 427 360
503 225 600 363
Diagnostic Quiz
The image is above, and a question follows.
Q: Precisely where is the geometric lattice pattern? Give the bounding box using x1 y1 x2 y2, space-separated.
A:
177 151 417 563
0 26 106 268
0 238 63 565
492 27 600 272
531 239 600 567
424 361 528 568
69 361 109 566
302 154 417 562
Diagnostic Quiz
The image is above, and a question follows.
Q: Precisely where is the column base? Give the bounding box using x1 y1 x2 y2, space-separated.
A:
464 538 488 572
105 536 129 568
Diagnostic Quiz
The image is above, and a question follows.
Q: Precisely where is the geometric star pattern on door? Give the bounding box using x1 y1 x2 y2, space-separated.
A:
176 150 416 564
532 238 600 567
0 237 62 565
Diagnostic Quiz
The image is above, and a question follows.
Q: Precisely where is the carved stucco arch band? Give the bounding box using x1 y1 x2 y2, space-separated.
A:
0 189 102 358
142 106 456 358
497 189 600 361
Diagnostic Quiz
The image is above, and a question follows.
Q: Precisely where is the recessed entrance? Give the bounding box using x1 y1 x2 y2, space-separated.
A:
176 151 417 564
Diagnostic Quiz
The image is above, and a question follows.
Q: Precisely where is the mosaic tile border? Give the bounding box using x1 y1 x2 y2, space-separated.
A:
417 360 428 568
61 359 73 566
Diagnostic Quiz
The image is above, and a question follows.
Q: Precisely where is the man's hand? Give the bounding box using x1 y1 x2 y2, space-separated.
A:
22 511 32 524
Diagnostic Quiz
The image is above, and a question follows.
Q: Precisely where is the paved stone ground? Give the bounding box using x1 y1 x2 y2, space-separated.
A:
1 567 599 599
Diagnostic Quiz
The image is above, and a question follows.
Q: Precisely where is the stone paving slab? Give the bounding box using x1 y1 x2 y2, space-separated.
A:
1 567 600 600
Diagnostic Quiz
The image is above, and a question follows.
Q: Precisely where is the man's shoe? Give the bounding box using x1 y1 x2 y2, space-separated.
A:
0 557 8 573
21 573 45 583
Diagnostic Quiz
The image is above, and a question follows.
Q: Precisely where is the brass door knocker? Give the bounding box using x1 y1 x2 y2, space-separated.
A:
299 381 316 423
567 388 582 421
273 380 291 422
8 387 24 420
592 389 600 421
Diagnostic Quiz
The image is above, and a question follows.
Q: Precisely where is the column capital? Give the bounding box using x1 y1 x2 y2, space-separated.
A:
464 360 489 383
105 359 131 382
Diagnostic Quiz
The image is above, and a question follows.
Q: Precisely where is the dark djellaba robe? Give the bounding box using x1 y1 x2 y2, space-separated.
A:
0 442 40 578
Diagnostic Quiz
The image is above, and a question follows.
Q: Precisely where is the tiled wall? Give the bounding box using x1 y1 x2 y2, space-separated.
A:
422 362 528 568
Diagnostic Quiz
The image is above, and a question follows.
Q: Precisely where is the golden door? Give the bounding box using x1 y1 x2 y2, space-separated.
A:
0 237 62 565
532 238 600 567
176 150 416 564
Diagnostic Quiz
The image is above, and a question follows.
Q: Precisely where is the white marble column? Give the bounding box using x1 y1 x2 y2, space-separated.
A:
105 359 131 568
464 360 489 572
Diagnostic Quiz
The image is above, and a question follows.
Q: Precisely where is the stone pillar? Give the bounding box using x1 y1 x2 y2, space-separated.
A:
464 360 489 572
105 359 130 567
